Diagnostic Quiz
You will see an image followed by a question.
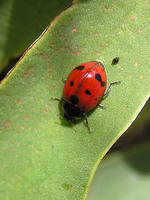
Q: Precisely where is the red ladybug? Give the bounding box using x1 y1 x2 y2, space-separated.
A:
53 61 120 132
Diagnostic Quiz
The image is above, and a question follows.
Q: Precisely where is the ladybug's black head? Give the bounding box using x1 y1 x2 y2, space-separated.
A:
62 99 82 121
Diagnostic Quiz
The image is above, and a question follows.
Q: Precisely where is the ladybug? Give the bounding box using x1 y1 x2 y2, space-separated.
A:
53 61 120 132
112 57 119 64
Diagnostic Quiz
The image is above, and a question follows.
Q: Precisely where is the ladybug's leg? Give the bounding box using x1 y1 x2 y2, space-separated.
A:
82 112 91 133
51 97 61 101
98 104 106 109
103 81 121 98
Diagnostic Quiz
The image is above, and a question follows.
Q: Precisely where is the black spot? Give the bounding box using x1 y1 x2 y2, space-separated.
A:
70 81 74 86
70 95 79 105
85 90 91 95
95 73 105 87
112 57 119 64
74 65 85 70
95 98 98 101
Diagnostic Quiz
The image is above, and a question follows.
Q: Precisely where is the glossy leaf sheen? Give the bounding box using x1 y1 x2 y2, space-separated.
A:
0 0 149 199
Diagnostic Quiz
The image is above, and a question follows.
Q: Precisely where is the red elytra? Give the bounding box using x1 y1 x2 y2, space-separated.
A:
63 61 106 112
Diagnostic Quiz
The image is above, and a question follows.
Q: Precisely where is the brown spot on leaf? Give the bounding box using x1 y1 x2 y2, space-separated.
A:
130 16 134 20
68 185 72 190
21 125 25 130
140 75 144 79
6 121 11 126
96 51 101 55
138 29 142 33
104 99 108 103
10 147 14 151
124 106 128 111
121 24 125 28
43 109 48 114
46 57 50 62
48 66 52 72
72 27 78 32
51 43 55 47
25 116 30 120
70 19 73 23
104 6 109 11
29 66 33 70
39 53 43 58
134 62 139 67
18 99 23 103
50 85 55 91
77 51 82 55
24 73 28 78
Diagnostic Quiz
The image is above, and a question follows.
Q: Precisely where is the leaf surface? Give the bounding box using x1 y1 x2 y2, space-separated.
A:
0 0 149 199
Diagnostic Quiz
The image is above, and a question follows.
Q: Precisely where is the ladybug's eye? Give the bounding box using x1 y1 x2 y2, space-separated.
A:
70 81 74 86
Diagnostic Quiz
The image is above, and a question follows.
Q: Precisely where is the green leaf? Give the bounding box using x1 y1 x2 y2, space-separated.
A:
0 0 149 199
87 143 150 200
0 0 73 72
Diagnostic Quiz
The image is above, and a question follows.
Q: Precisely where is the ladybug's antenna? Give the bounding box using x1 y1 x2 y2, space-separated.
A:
82 112 91 133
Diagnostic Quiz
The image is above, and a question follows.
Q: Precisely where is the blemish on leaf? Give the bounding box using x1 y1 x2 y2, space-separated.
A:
138 29 142 33
77 51 82 55
121 24 125 28
24 73 28 78
48 66 52 72
39 53 43 58
75 45 78 49
62 183 72 191
96 51 101 55
43 109 48 114
72 27 78 33
21 125 25 130
46 57 50 62
124 106 128 111
104 6 109 11
6 121 11 126
134 62 139 67
140 75 144 79
29 66 33 70
51 43 55 47
18 99 23 103
5 93 9 97
65 46 74 55
70 19 73 23
130 16 134 20
104 99 108 103
50 85 55 91
10 147 14 151
25 116 30 120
